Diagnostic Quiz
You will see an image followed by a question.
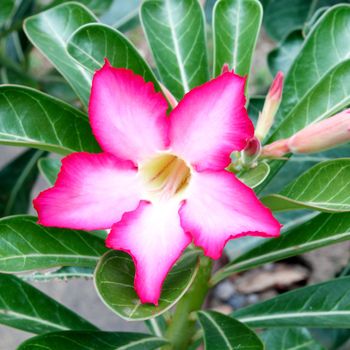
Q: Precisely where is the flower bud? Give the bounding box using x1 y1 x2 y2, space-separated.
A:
160 83 178 108
255 71 284 141
261 138 289 158
288 109 350 153
241 136 261 166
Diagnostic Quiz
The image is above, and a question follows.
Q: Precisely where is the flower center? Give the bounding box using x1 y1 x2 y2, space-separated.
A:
140 153 191 201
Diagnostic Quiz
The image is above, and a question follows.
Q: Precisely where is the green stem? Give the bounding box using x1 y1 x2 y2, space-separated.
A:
163 256 212 350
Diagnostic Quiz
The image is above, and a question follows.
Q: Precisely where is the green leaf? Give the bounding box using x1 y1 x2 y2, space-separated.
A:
237 162 270 189
38 157 61 185
0 215 107 273
268 30 304 76
270 60 350 142
141 0 209 100
234 276 350 328
270 5 350 140
22 266 94 281
95 250 200 320
262 159 350 212
213 0 262 79
0 85 100 154
0 273 96 333
47 0 114 16
198 311 263 350
18 331 167 350
261 328 324 350
0 149 45 217
263 0 348 41
0 0 16 27
212 212 350 284
67 23 160 90
24 2 97 106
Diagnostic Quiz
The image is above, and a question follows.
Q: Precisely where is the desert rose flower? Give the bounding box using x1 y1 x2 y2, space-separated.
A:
255 71 284 141
34 60 280 305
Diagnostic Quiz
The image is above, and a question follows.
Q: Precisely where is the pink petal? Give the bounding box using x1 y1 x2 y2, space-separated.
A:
89 60 169 164
106 201 191 305
34 153 142 230
179 171 281 259
168 72 254 171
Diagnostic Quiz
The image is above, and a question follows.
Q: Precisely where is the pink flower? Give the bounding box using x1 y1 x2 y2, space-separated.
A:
34 60 280 305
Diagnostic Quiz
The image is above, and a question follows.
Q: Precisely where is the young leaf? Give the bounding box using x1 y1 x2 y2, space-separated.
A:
238 162 270 189
262 159 350 212
268 30 304 76
0 86 100 154
67 23 160 90
234 277 350 328
24 2 97 106
38 157 61 185
261 328 324 350
0 215 107 273
212 212 350 284
94 250 199 320
213 0 262 79
0 149 45 217
198 311 263 350
141 0 209 100
0 273 97 333
18 331 167 350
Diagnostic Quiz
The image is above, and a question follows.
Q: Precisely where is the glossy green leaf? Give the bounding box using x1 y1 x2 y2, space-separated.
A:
198 311 263 350
0 149 45 217
38 157 61 185
0 85 100 154
18 331 167 350
213 0 262 78
270 5 350 140
261 328 324 350
268 30 304 76
24 2 97 106
0 0 16 27
212 212 350 284
234 277 350 328
0 215 107 273
262 159 350 212
270 60 350 142
95 250 199 320
22 266 94 282
238 162 270 189
263 0 348 41
141 0 209 100
67 23 160 89
0 273 96 333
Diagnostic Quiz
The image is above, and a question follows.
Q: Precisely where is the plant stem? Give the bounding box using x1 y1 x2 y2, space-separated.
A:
163 256 212 350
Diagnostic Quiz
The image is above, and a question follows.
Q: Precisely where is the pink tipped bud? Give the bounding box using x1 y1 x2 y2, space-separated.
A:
221 63 230 74
241 136 261 165
261 139 289 158
255 71 284 141
288 109 350 153
160 83 178 109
